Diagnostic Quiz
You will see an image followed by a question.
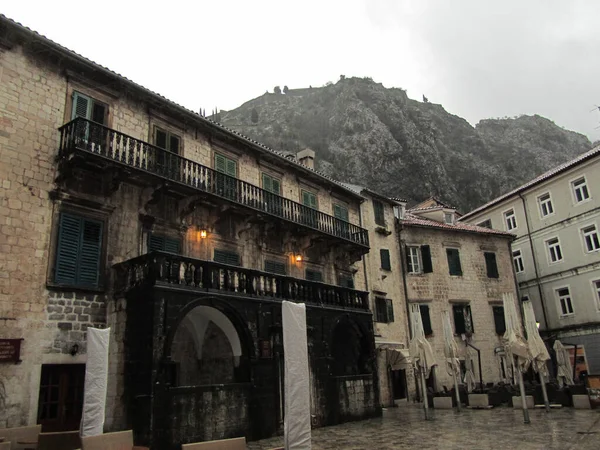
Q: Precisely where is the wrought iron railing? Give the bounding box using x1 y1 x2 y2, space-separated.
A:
59 118 369 247
114 251 369 311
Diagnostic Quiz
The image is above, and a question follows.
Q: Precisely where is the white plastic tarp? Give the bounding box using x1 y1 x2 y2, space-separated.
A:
80 327 111 437
282 301 311 450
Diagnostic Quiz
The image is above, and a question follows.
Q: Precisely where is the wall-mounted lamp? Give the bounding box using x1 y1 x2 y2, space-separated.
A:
197 229 208 240
295 254 303 263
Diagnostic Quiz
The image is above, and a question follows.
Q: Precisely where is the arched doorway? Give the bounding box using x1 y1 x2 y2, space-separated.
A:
169 305 247 386
331 320 371 376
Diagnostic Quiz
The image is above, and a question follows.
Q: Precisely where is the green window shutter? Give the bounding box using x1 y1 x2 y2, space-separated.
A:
169 135 180 154
164 237 182 253
420 304 433 335
214 249 240 266
306 269 323 282
493 306 506 335
55 214 82 285
386 299 395 323
338 273 354 289
485 252 499 278
215 153 227 173
148 234 165 252
262 173 272 192
302 191 317 209
265 260 286 275
373 201 385 226
226 159 237 176
271 178 281 195
447 249 462 276
453 305 466 334
380 249 391 270
421 245 433 273
72 92 91 120
78 219 103 287
375 297 387 322
334 204 349 221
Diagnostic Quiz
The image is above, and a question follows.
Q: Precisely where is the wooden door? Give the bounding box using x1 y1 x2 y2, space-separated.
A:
37 364 85 432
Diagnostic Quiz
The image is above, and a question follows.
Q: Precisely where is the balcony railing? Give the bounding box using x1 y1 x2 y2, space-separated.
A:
114 252 369 311
59 118 369 247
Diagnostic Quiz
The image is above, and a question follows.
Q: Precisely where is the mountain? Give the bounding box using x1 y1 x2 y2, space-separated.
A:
220 77 592 212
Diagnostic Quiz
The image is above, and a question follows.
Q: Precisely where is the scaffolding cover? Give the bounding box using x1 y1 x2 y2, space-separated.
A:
283 301 311 450
80 327 111 437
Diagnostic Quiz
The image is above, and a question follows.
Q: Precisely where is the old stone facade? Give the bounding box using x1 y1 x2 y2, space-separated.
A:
399 204 519 393
0 16 379 447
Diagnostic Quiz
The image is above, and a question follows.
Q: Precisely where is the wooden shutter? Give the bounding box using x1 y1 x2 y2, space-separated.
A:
78 219 103 287
164 237 181 253
380 249 391 270
485 252 499 278
334 204 349 221
72 92 91 119
55 214 82 285
493 306 506 335
421 245 433 273
215 153 227 173
338 273 354 289
155 129 168 150
148 234 164 252
386 299 395 323
271 178 281 195
169 135 180 154
226 159 237 176
420 304 433 335
214 249 240 266
373 201 385 226
453 304 466 334
265 260 286 275
306 269 323 282
447 249 462 276
262 173 272 192
375 297 387 322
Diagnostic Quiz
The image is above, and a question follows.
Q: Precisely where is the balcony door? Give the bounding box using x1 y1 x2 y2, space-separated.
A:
215 153 238 201
37 364 85 432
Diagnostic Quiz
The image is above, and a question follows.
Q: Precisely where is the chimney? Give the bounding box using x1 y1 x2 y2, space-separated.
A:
296 149 315 170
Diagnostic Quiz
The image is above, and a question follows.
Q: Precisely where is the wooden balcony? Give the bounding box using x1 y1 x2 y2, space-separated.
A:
114 251 370 311
58 118 369 248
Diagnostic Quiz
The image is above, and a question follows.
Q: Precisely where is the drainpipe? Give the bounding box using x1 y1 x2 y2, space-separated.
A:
358 203 369 295
397 219 413 340
518 193 549 330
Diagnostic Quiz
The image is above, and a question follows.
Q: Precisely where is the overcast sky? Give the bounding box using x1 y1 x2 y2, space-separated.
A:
5 0 599 140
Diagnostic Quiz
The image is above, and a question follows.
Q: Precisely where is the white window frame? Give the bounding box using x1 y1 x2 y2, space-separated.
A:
581 223 600 253
571 175 591 205
512 249 525 273
537 192 554 218
591 279 600 311
503 208 517 231
444 212 454 225
546 236 563 264
407 246 421 274
555 286 574 317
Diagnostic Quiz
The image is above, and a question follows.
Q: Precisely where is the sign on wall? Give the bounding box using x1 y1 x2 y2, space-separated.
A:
0 338 23 363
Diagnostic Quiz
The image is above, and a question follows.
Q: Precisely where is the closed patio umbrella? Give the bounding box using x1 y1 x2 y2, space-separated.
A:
409 303 437 420
502 292 531 423
553 340 575 388
442 310 461 410
463 347 477 393
523 300 551 411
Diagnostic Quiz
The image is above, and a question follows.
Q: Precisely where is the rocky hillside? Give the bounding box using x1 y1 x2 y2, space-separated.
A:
220 78 592 212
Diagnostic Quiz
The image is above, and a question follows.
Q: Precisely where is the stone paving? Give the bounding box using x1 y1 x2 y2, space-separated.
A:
247 404 600 449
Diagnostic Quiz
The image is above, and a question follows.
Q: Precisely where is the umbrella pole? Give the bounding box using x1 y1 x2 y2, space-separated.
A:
516 361 530 424
452 366 461 412
540 371 550 412
419 367 430 420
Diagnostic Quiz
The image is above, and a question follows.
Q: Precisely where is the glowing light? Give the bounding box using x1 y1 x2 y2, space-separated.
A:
295 254 303 262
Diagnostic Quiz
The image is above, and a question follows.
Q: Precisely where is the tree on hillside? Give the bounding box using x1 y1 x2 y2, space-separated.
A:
283 85 289 94
251 107 259 124
274 86 282 94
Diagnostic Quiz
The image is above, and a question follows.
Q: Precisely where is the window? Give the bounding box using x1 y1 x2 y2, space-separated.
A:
504 209 517 231
420 304 433 336
492 306 506 335
556 287 574 316
513 249 525 273
338 273 355 289
154 127 181 154
214 249 240 266
407 246 421 273
420 245 433 273
262 173 282 215
301 190 318 209
54 212 103 288
538 193 554 217
264 260 286 275
582 225 600 253
477 219 492 229
484 252 499 278
301 190 318 228
215 153 238 200
373 200 385 226
375 297 394 323
572 177 590 203
380 249 391 271
453 304 473 335
37 364 85 432
262 173 281 195
148 234 182 253
333 203 349 222
71 91 107 124
446 248 462 276
593 280 600 310
444 212 454 224
305 269 323 282
546 237 563 263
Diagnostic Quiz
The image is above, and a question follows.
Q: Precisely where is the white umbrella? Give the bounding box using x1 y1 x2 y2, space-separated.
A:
523 300 551 411
442 310 461 410
463 348 477 393
409 303 437 419
502 293 531 423
553 340 575 388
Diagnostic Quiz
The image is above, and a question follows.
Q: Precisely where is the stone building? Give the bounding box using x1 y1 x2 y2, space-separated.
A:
0 15 379 448
460 146 600 377
399 199 519 392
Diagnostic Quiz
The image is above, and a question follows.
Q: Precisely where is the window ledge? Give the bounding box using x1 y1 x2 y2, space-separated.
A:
46 282 106 295
375 226 392 236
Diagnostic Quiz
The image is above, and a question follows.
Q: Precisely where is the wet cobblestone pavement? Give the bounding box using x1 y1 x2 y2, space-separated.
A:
247 404 600 449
